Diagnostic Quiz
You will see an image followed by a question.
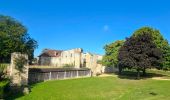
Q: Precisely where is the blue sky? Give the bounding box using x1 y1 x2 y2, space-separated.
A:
0 0 170 56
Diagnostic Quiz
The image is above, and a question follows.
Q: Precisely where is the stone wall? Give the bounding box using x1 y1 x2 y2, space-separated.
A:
9 52 28 86
83 53 104 75
60 48 82 68
39 48 104 75
39 57 51 66
39 48 82 67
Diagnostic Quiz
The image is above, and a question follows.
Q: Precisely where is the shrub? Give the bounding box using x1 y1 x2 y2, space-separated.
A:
0 80 9 99
0 64 8 81
14 56 28 73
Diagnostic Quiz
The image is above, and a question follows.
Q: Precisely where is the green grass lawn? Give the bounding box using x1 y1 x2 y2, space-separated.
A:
8 70 170 100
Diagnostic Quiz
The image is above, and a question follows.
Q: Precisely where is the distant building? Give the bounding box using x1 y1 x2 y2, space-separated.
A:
38 48 104 75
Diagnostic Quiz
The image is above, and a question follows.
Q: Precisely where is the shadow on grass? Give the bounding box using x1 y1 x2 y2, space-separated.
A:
5 81 44 100
5 92 24 100
114 70 168 80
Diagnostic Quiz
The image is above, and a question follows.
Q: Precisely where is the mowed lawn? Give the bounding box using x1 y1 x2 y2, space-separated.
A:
8 70 170 100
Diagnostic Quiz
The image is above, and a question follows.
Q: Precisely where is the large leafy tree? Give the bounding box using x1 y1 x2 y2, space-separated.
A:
163 45 170 70
133 27 170 70
118 33 162 79
102 40 124 67
0 15 38 63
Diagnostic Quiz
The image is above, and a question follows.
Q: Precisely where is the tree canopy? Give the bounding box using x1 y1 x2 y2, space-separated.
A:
133 27 170 69
102 40 124 67
118 32 162 79
162 45 170 70
0 15 38 63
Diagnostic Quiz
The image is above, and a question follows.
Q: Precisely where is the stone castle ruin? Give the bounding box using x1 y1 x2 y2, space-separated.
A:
9 52 29 86
38 48 104 75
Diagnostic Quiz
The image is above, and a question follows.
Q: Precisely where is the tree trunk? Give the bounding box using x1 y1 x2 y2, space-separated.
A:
118 66 122 75
143 68 146 76
137 69 140 79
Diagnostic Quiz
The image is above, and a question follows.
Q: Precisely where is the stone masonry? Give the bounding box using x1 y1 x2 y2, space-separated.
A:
38 48 104 75
9 52 29 86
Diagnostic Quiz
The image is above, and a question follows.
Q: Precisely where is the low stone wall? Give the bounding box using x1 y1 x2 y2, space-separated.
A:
28 68 91 84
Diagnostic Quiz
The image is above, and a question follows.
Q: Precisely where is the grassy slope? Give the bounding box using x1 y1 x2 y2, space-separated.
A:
9 70 170 100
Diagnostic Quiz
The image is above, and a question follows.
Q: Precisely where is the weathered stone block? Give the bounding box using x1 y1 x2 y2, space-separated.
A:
9 52 28 86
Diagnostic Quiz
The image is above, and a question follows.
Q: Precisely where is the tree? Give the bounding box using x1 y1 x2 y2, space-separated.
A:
102 40 124 67
133 27 170 70
0 15 38 63
118 33 162 79
162 45 170 70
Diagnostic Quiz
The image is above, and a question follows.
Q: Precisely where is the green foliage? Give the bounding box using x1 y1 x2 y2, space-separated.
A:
0 64 8 81
133 27 170 69
118 33 162 78
14 57 27 73
133 27 166 48
162 45 170 70
102 40 124 67
0 80 9 99
0 15 38 63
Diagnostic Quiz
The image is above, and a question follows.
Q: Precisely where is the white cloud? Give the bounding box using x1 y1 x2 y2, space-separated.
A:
103 25 109 31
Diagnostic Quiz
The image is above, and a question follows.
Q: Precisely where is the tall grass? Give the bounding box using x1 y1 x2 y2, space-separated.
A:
0 63 8 72
0 63 9 80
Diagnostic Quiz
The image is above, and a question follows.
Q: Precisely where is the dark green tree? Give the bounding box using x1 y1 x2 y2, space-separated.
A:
0 15 38 63
102 40 124 67
118 33 162 79
162 45 170 70
133 27 170 70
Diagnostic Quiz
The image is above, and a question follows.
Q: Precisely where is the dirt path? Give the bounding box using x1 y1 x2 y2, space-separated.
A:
151 77 170 80
99 74 170 81
98 74 117 77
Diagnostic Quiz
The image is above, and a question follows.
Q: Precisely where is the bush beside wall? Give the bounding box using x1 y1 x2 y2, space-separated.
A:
0 80 9 99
